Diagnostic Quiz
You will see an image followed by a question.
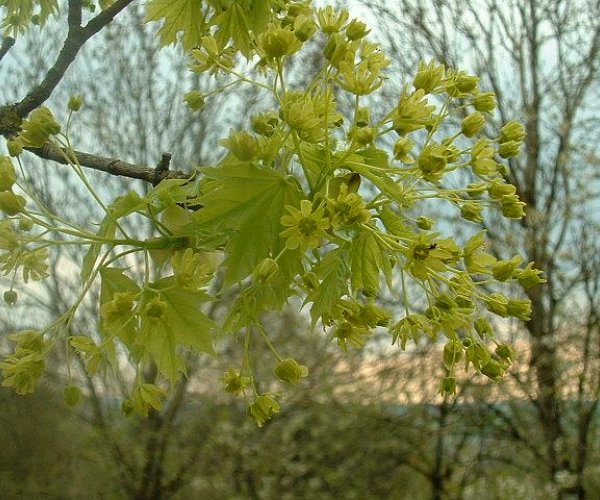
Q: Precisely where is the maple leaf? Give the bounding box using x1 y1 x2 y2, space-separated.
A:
139 278 218 381
305 246 350 328
146 0 206 50
189 160 303 284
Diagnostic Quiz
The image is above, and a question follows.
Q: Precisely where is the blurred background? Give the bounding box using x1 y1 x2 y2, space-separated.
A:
1 1 600 498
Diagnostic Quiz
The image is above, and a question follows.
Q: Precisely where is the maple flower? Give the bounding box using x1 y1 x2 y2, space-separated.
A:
326 187 370 228
221 368 251 395
280 200 330 251
258 25 302 59
248 394 280 427
393 89 435 135
413 60 445 94
274 358 309 385
470 138 499 177
405 236 461 280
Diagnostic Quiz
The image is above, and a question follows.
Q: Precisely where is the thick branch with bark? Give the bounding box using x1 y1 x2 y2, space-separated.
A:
26 144 189 184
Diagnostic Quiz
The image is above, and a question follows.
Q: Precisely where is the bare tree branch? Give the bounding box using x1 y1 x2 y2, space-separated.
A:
15 0 136 118
26 144 189 184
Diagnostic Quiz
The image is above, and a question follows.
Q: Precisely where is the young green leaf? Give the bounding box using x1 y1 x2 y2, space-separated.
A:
146 0 206 49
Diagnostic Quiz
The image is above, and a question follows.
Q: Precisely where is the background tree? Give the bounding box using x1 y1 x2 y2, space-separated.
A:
361 0 600 497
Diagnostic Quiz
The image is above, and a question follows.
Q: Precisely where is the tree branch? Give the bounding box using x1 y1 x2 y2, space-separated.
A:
0 36 15 63
26 144 189 184
68 0 83 28
15 0 136 118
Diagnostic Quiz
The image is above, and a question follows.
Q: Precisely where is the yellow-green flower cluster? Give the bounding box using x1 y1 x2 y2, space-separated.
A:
281 91 341 143
258 24 302 59
13 107 61 149
0 331 46 395
393 88 435 135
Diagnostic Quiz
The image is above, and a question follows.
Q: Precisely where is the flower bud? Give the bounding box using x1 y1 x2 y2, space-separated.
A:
474 317 493 338
3 289 17 305
68 95 84 112
220 130 259 161
294 16 317 42
500 120 526 142
274 357 309 385
480 359 504 379
438 376 457 396
473 92 496 112
506 298 532 321
498 140 521 158
418 143 447 175
259 26 301 59
253 258 279 283
491 255 523 281
413 60 445 94
0 156 17 191
416 216 433 230
32 107 61 135
357 303 391 326
0 191 26 215
345 19 369 40
513 263 546 288
460 201 483 223
455 73 479 93
7 140 23 157
487 180 516 199
443 340 463 369
495 343 515 364
353 126 376 145
461 112 485 138
393 137 414 162
221 369 251 395
248 394 280 427
184 91 205 111
144 298 167 320
324 33 349 66
501 194 526 219
484 293 509 317
252 112 279 137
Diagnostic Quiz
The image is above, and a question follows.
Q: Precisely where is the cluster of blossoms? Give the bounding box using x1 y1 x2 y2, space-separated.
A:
185 5 542 419
0 109 65 309
0 2 544 427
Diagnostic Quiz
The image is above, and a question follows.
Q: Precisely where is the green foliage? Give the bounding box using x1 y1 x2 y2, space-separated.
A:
0 0 544 426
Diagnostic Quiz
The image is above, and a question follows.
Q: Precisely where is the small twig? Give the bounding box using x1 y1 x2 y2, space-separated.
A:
154 152 173 185
26 144 189 184
0 36 15 63
155 152 172 173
